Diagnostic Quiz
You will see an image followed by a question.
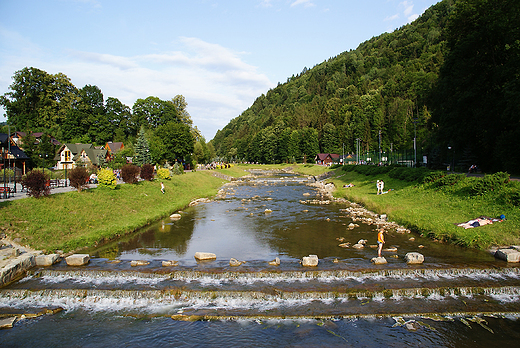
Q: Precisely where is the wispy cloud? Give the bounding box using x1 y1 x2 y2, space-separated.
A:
258 0 273 8
0 31 272 139
290 0 315 8
400 1 420 22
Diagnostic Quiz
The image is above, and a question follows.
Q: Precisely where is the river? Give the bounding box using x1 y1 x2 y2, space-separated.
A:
1 170 520 347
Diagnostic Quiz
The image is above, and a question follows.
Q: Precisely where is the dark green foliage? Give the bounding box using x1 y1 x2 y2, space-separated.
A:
422 171 446 183
68 167 90 192
140 164 154 181
388 167 431 182
22 170 50 198
430 173 467 188
133 127 151 166
468 172 510 196
121 164 140 184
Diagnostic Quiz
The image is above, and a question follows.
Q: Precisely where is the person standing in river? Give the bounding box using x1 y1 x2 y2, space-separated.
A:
377 228 385 257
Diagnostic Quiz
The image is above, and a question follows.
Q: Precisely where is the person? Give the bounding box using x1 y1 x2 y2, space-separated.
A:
376 180 381 195
380 180 384 194
161 182 165 194
377 228 385 257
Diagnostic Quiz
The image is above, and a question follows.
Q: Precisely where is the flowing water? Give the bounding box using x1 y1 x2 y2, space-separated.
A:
1 171 520 347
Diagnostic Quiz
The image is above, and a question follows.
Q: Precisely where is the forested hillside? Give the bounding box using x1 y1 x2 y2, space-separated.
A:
211 0 520 174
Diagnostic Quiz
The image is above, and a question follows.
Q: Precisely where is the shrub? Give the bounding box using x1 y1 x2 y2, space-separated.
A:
140 164 154 181
22 170 50 198
172 162 184 175
422 171 446 183
157 168 171 180
121 164 140 184
68 167 90 192
97 168 117 189
469 172 510 196
431 173 467 188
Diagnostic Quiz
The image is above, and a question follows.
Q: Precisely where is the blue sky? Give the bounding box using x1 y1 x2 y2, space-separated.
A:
0 0 440 140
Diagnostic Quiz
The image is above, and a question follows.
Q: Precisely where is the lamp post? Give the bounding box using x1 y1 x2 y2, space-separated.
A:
448 145 452 172
413 118 418 168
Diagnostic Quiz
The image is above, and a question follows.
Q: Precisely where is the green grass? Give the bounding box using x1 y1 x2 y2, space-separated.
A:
331 170 520 249
0 171 226 252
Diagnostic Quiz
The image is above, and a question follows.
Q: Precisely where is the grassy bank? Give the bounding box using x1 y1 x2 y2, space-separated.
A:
0 171 226 252
330 168 520 249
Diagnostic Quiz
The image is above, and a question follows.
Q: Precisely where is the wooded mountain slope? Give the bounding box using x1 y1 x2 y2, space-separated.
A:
211 0 520 174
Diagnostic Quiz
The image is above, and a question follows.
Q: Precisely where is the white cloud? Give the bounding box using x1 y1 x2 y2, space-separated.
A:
290 0 315 8
259 0 273 8
0 31 273 139
400 1 419 23
384 14 399 21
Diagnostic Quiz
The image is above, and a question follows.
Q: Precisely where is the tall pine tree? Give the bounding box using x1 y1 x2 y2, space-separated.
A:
134 127 151 165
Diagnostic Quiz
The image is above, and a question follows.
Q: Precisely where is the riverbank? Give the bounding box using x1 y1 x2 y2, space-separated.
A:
329 169 520 249
0 171 227 253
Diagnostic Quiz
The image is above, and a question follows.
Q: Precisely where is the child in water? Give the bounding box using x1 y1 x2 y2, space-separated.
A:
377 228 385 257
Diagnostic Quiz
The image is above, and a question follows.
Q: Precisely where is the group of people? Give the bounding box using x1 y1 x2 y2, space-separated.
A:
376 180 385 195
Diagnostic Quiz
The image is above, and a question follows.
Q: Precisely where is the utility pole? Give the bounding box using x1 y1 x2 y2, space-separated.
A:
378 130 382 164
413 119 417 168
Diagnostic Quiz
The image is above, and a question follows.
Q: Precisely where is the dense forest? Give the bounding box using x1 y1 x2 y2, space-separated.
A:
211 0 520 174
0 68 214 168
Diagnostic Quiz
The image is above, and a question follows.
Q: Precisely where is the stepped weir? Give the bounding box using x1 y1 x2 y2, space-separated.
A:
1 171 520 346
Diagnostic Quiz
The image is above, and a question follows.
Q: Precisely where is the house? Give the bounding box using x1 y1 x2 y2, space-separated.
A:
54 143 107 169
104 142 124 162
11 131 61 148
315 153 340 166
0 133 30 175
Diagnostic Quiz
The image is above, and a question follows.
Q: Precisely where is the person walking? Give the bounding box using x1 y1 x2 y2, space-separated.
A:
161 182 165 194
377 228 385 257
376 180 381 195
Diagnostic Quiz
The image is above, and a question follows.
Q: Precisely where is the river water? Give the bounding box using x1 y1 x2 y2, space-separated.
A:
1 171 520 347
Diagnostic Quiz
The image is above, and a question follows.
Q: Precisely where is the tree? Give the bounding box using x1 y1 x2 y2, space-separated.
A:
132 96 179 130
68 167 90 192
133 127 151 166
153 121 194 164
22 170 50 198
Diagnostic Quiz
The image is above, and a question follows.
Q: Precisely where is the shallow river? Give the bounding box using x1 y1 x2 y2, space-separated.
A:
1 171 520 347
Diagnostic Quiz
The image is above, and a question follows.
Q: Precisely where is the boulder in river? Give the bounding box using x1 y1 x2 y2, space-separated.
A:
268 257 280 266
301 255 319 267
405 252 424 264
162 260 179 267
494 248 520 263
131 260 150 267
194 252 217 261
170 213 182 220
229 258 245 267
371 257 387 265
35 253 60 266
65 254 90 266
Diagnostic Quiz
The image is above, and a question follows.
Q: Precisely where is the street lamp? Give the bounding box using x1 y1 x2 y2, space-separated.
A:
413 118 418 168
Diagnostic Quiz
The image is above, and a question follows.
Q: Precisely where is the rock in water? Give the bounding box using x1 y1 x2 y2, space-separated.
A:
495 248 520 262
229 258 244 267
194 252 217 261
170 213 182 220
131 260 150 267
405 252 424 264
268 257 280 266
162 260 179 267
65 254 90 266
35 254 60 266
371 257 387 265
301 255 319 267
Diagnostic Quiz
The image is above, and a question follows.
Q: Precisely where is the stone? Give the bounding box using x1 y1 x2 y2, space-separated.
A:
130 260 150 267
301 255 319 267
35 254 60 266
0 246 20 258
371 257 387 265
229 258 244 267
268 257 280 266
162 260 179 267
405 252 424 264
264 209 272 213
65 254 90 266
380 214 388 221
495 248 520 263
352 243 364 249
338 243 350 248
194 252 216 261
170 213 182 220
357 239 367 245
0 253 35 287
0 316 17 329
383 247 398 252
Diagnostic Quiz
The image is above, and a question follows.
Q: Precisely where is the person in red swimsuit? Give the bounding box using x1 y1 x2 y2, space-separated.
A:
377 228 385 257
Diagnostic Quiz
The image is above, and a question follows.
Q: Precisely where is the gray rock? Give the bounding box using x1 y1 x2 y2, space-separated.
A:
65 254 90 266
405 252 424 264
301 255 319 267
229 258 244 267
35 254 60 266
130 260 150 267
0 253 35 287
170 213 182 220
0 316 17 329
194 252 216 261
371 257 387 265
268 257 280 266
495 248 520 263
162 260 179 267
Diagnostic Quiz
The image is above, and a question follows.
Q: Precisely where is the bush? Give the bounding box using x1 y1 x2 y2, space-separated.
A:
121 164 140 184
157 168 171 180
140 164 154 181
431 173 467 188
22 170 50 198
422 171 446 183
97 168 117 189
68 167 90 192
172 162 184 175
469 172 510 196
